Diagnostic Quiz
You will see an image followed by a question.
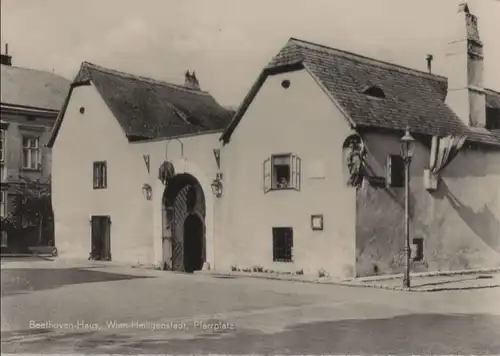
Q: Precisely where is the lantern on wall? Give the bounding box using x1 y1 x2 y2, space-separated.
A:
142 184 153 200
211 173 223 198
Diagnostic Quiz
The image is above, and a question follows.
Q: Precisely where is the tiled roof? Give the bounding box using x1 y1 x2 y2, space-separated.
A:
0 64 71 111
48 62 232 146
221 38 500 147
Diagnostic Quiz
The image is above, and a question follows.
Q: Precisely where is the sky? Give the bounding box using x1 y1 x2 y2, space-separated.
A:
1 0 499 107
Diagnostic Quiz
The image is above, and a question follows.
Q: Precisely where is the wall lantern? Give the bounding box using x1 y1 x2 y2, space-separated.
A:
211 173 223 198
142 183 153 200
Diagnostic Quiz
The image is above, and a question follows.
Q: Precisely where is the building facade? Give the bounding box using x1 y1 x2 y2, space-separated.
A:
0 47 70 251
50 4 500 278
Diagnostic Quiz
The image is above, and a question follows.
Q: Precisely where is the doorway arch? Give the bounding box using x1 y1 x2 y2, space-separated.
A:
162 173 206 272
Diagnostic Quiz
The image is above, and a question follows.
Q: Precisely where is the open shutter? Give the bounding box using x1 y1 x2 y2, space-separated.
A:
102 163 107 188
291 155 297 189
296 157 301 191
37 147 43 171
263 158 271 193
386 155 392 187
93 163 98 189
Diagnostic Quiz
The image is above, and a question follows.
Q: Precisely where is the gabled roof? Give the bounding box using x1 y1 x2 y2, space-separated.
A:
221 38 500 147
1 64 71 112
48 62 233 147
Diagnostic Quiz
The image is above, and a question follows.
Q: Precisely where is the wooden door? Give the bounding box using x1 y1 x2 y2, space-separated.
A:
91 216 111 261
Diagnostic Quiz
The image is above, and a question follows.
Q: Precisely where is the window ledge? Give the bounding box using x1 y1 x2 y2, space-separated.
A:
21 167 42 172
269 187 300 192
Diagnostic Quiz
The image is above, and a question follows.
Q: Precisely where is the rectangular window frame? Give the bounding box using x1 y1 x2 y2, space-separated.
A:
263 153 301 193
0 129 5 164
272 227 293 263
0 190 6 218
21 135 41 171
93 161 107 190
386 154 405 188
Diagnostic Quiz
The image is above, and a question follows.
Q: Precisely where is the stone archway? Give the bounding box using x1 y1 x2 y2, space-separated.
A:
162 173 206 272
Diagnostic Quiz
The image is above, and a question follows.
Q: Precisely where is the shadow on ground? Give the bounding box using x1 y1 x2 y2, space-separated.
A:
2 313 499 354
1 268 154 296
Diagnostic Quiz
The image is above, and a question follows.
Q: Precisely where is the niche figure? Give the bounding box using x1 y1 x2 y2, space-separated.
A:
346 138 366 188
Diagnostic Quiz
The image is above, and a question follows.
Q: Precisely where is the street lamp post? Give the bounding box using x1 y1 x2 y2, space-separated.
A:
400 125 415 288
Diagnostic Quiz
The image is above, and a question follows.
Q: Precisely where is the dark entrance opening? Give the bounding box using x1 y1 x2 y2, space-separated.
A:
183 214 204 272
162 173 206 273
90 216 111 261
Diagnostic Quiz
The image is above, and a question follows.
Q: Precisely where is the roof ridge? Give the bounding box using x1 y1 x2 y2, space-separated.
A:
289 37 447 82
81 61 212 96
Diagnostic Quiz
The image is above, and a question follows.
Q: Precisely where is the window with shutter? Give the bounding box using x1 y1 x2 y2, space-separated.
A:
386 155 405 188
263 153 302 192
263 158 271 193
93 161 107 189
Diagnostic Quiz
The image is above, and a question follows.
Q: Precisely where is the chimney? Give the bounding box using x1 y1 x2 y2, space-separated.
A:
1 43 12 66
184 70 200 90
445 2 486 128
426 54 433 73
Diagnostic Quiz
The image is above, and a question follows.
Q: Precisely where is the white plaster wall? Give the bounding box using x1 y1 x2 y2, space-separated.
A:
51 84 152 263
130 133 222 269
220 69 357 279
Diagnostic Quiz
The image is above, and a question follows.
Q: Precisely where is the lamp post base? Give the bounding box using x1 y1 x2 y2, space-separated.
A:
403 277 411 288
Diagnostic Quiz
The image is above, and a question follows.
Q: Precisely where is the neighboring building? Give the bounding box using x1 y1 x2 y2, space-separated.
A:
0 45 71 250
50 4 499 277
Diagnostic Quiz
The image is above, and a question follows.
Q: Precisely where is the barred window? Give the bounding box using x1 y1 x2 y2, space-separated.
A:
93 161 107 189
272 227 293 262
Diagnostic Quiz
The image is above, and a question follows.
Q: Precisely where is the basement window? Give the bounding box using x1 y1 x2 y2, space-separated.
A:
362 85 386 99
263 154 301 192
386 155 405 188
273 227 293 262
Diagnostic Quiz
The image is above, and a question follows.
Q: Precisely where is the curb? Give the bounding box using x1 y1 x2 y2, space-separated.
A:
195 270 500 292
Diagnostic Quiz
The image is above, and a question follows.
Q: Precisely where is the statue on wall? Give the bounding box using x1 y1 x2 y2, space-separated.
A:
345 136 366 188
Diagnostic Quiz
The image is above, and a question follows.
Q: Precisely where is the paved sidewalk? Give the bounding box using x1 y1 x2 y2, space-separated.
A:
196 268 500 292
3 257 499 292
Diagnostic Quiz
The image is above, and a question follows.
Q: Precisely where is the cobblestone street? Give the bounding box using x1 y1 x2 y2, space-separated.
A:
1 260 500 354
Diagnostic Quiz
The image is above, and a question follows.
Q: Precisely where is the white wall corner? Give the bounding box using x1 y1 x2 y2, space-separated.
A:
423 169 438 191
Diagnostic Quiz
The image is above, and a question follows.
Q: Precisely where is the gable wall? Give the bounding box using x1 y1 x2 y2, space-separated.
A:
220 69 357 279
51 83 153 263
357 132 500 277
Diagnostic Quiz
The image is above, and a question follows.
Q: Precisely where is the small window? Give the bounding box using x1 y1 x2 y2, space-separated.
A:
263 154 301 192
22 136 41 170
0 129 5 164
362 85 385 99
386 155 405 188
0 190 6 218
273 227 293 262
412 237 424 262
93 161 107 189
